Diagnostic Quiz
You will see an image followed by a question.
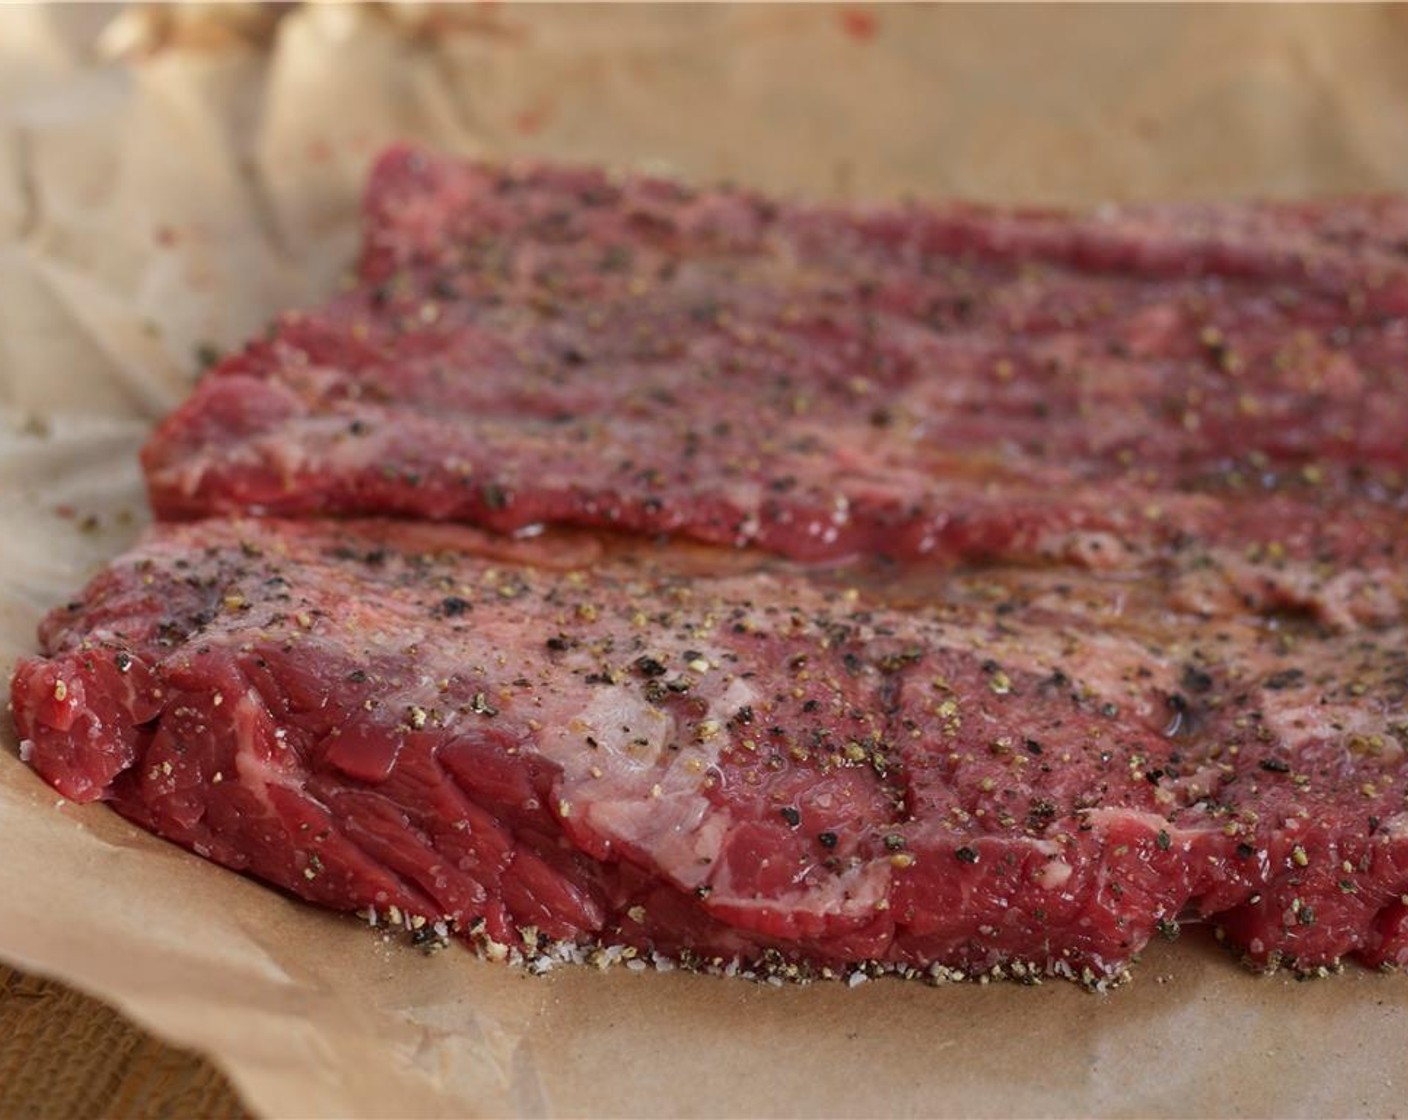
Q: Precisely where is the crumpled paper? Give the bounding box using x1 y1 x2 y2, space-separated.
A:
2 5 1408 1117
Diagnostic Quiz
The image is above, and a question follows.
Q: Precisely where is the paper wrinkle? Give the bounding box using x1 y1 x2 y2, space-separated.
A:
31 255 189 415
396 999 548 1117
3 5 1408 1118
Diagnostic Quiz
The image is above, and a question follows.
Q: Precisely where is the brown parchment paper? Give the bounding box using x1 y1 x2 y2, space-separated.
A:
3 5 1408 1117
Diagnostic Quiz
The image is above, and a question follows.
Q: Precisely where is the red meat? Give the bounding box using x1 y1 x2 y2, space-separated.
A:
143 153 1408 575
13 519 1408 983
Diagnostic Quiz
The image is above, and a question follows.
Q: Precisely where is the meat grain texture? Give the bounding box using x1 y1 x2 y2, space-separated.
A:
14 147 1408 985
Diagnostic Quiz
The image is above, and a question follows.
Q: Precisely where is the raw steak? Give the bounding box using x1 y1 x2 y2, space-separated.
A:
12 519 1408 983
141 148 1408 625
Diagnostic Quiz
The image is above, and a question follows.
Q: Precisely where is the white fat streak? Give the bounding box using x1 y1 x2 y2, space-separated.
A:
1038 860 1073 890
1079 806 1214 845
586 796 732 891
539 686 675 779
710 856 891 922
231 688 302 808
1260 696 1406 763
704 677 759 733
1042 627 1176 717
540 672 772 896
1166 763 1227 804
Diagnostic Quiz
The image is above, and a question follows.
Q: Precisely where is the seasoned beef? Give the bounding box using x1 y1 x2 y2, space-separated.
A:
12 519 1408 982
142 148 1408 626
19 152 1408 985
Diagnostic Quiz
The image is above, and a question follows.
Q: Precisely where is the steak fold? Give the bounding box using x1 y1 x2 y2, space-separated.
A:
141 149 1408 625
13 519 1408 982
